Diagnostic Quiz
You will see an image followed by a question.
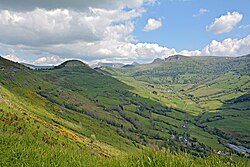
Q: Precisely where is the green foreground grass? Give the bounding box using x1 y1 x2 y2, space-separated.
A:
1 91 248 167
1 127 249 167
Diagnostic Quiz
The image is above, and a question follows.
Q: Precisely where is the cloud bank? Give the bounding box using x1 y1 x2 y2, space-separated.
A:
0 0 156 11
0 2 249 65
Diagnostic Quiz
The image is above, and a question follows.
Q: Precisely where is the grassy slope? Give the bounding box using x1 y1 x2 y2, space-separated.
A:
101 55 250 149
1 56 249 166
35 61 204 150
0 86 248 166
0 59 134 153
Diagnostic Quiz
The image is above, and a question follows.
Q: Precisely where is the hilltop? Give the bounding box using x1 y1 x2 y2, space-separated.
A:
56 60 88 67
0 56 28 70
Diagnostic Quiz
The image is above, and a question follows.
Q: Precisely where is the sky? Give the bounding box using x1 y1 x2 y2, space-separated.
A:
0 0 250 65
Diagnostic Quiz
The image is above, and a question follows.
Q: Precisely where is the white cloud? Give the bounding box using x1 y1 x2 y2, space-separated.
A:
179 50 201 56
24 40 177 63
239 24 250 29
104 21 136 42
206 12 243 34
2 34 250 65
0 7 144 46
174 35 250 57
143 18 162 32
2 49 22 62
2 54 21 62
135 43 176 60
193 8 209 17
201 35 250 56
0 0 156 11
33 55 65 65
97 48 113 55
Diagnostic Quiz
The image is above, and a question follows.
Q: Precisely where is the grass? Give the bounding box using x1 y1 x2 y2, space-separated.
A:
205 116 250 135
1 56 250 166
112 70 250 153
200 100 223 110
1 125 249 167
189 87 224 98
2 103 247 166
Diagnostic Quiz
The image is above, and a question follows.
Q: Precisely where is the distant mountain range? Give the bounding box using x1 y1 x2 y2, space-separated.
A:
21 63 55 70
19 54 250 71
91 62 124 68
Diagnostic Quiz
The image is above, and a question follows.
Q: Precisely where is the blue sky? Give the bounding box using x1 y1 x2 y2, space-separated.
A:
135 0 250 51
0 0 249 65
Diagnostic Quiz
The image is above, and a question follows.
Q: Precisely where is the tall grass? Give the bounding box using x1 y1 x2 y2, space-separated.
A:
0 93 249 167
1 131 249 167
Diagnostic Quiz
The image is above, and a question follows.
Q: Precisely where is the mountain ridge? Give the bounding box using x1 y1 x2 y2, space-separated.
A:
5 53 250 70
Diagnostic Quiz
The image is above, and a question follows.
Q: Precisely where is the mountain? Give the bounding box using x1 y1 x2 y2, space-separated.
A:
150 55 190 65
91 62 124 68
121 62 140 69
0 56 28 70
132 62 140 66
21 63 54 70
56 60 88 67
151 58 165 65
100 54 250 153
130 55 250 84
1 56 250 166
121 64 135 69
164 54 190 62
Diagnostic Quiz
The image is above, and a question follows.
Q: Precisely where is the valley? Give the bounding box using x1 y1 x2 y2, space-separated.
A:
0 55 250 166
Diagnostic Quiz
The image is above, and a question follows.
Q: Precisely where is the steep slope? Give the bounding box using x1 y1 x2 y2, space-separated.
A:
0 58 225 154
0 58 121 157
100 54 250 150
37 60 244 153
1 57 250 166
37 61 190 149
0 56 28 70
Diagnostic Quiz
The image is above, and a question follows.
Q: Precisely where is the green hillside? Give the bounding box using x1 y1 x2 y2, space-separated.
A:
1 56 250 166
101 55 250 151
